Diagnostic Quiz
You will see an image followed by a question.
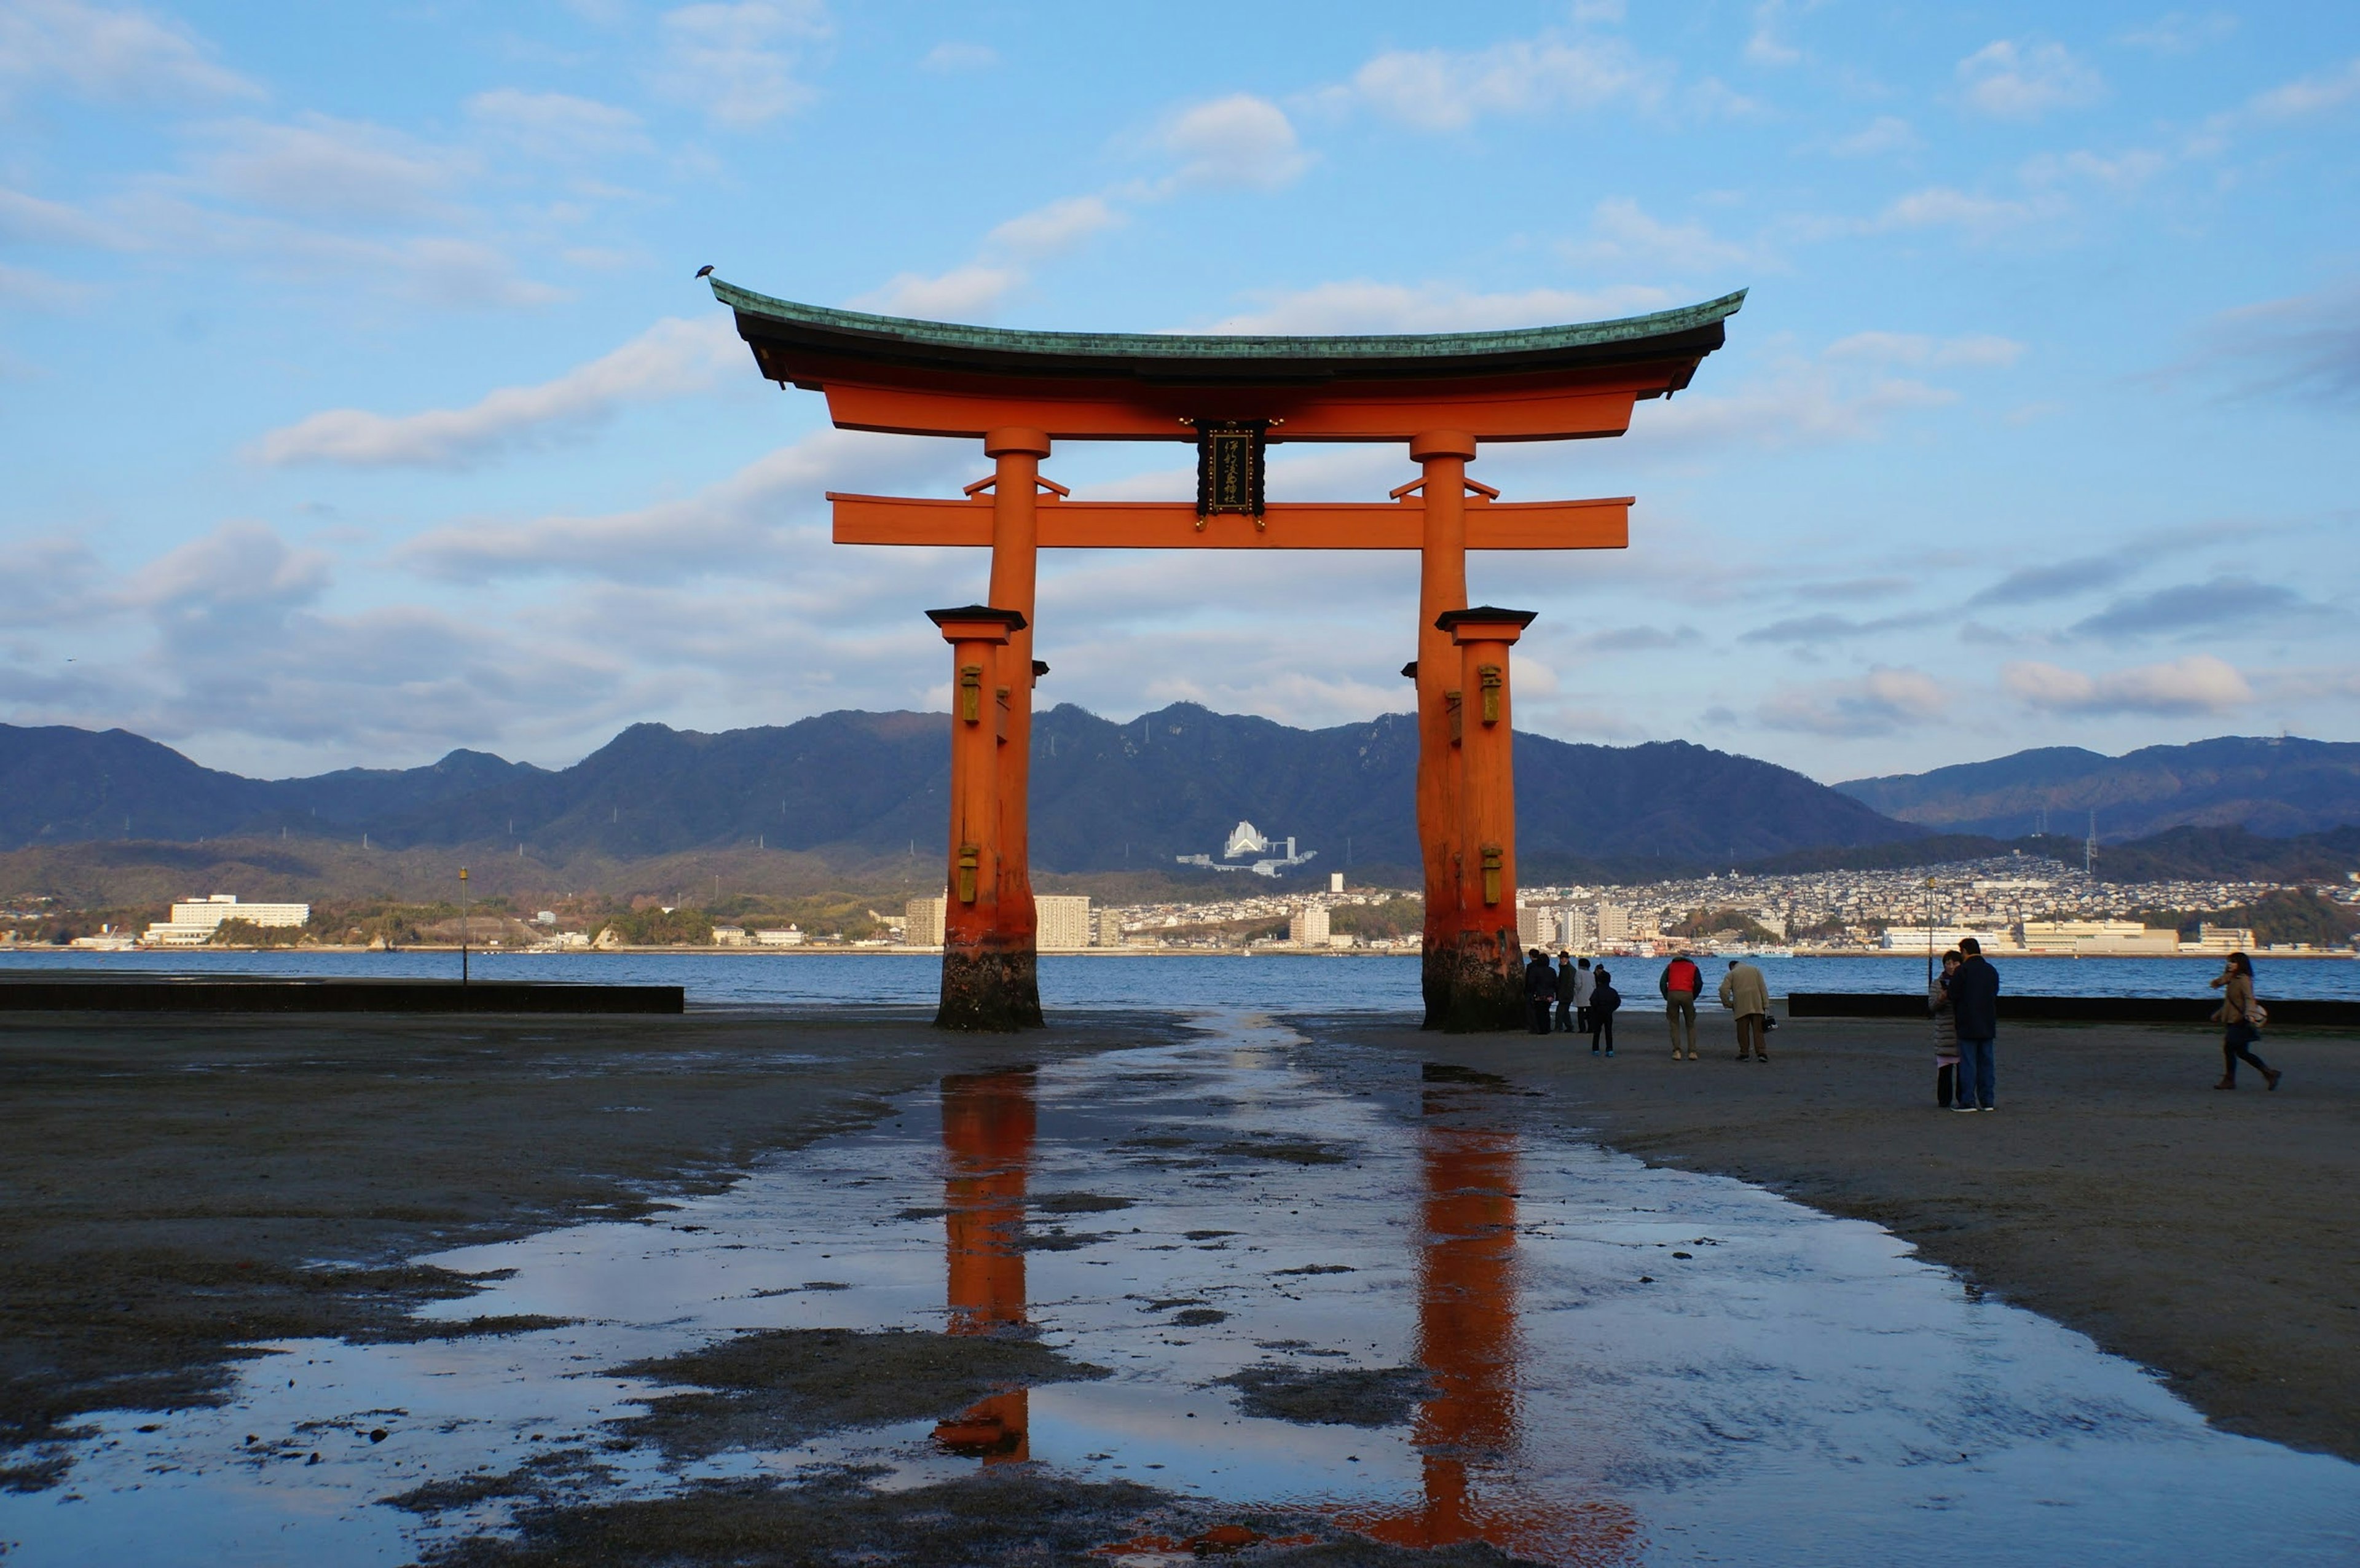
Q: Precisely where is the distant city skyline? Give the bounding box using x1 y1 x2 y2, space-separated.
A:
2 2 2354 782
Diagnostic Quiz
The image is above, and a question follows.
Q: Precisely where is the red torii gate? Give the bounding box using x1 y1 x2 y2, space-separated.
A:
710 280 1740 1030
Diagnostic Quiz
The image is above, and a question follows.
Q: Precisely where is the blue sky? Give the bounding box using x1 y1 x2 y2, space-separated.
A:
2 1 2354 785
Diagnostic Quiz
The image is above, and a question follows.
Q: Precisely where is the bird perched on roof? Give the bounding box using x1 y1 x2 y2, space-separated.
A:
694 264 714 278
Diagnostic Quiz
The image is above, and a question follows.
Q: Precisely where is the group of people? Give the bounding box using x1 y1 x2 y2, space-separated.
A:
1522 948 1776 1062
1925 940 2282 1110
1522 949 1622 1051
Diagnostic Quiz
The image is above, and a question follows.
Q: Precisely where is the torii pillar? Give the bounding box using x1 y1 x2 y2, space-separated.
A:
927 605 1040 1030
1432 606 1536 1030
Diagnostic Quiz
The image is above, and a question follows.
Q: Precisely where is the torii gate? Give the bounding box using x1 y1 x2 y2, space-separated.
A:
710 280 1741 1030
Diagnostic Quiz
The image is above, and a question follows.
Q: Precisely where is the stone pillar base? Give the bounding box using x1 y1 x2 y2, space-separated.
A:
937 944 1044 1032
1429 925 1524 1032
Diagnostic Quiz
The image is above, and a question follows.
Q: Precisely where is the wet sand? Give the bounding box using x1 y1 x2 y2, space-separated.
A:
1329 1008 2360 1464
0 1006 1150 1485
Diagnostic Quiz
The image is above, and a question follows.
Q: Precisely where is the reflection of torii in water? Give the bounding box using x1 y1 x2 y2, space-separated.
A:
928 1065 1639 1563
931 1070 1036 1461
1339 1071 1639 1563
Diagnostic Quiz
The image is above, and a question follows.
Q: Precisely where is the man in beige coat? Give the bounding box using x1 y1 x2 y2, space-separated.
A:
1719 958 1771 1062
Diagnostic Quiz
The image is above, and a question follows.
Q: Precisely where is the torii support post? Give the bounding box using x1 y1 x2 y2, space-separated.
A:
1436 606 1536 1031
926 606 1040 1031
1411 431 1475 1029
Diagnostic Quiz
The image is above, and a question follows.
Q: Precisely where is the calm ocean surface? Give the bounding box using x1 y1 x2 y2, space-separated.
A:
0 947 2351 1009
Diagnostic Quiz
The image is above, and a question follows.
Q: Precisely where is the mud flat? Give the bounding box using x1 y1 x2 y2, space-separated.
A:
0 1006 1163 1487
1329 1009 2360 1463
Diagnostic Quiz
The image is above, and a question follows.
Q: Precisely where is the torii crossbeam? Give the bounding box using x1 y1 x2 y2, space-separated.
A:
711 280 1742 1030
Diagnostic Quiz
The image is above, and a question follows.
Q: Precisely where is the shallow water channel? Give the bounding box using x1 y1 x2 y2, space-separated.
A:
8 1012 2357 1566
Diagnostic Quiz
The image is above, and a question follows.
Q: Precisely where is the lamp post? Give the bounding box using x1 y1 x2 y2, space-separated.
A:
460 866 471 986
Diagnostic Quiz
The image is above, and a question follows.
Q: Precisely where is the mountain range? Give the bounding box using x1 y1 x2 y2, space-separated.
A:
4 716 2354 893
1836 737 2360 840
0 707 1917 882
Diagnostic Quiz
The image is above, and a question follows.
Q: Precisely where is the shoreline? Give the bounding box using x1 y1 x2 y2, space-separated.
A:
10 944 2356 960
0 1007 1171 1483
1321 1008 2360 1464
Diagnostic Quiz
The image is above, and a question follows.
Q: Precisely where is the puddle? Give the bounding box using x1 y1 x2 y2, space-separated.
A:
5 1011 2357 1566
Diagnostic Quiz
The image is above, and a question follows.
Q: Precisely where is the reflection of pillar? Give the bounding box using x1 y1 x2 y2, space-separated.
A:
1435 608 1535 1030
927 606 1034 1030
985 426 1048 1030
934 1070 1036 1462
1342 1091 1639 1564
1412 430 1474 1030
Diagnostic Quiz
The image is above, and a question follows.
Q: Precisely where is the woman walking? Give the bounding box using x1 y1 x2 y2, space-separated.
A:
2208 951 2281 1091
1930 948 1962 1108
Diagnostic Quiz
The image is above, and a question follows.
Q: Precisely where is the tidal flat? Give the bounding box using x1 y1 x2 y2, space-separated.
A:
2 1005 2356 1566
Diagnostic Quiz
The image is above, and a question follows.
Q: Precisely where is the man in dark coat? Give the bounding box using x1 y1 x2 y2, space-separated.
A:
1948 936 2002 1111
1524 949 1557 1035
1554 951 1578 1032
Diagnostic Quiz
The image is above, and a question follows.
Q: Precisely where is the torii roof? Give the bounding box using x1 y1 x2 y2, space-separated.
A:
709 278 1743 442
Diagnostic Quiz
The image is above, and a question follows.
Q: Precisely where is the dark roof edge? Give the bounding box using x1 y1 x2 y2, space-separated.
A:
709 279 1745 364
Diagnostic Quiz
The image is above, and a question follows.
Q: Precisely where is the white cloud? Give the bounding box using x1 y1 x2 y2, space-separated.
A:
656 1 832 128
1203 280 1672 335
1559 197 1753 274
0 0 258 106
2248 55 2360 122
851 264 1023 320
122 520 332 620
465 89 649 159
1759 667 1946 736
1630 364 1954 451
395 428 964 583
2117 12 2237 55
251 316 739 469
1744 0 1805 68
1876 186 2050 236
0 184 140 248
919 41 996 73
0 259 96 305
2003 655 2253 715
1830 116 1921 158
1956 40 2106 121
1823 332 2025 368
2020 146 2169 190
187 114 477 224
1162 94 1309 190
985 195 1123 259
1342 36 1666 132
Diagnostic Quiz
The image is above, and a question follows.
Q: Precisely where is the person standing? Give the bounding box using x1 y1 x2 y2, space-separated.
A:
1524 948 1557 1035
1948 936 2000 1112
1660 951 1702 1060
1554 951 1578 1033
1719 957 1771 1062
1930 949 1962 1108
2208 952 2281 1091
1589 966 1620 1056
1572 957 1597 1045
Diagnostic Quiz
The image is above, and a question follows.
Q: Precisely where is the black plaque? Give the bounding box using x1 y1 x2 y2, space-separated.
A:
1194 420 1267 519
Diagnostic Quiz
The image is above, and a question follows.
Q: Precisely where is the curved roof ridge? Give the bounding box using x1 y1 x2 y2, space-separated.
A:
709 278 1745 362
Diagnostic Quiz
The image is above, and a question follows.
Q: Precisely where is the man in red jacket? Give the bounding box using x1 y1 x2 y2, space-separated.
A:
1660 952 1702 1060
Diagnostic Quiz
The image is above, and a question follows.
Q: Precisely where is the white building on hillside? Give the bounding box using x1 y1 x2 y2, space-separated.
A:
144 894 310 946
905 895 947 948
1289 904 1331 947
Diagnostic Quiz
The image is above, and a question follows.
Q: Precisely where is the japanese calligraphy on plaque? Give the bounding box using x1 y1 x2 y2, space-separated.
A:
1193 420 1267 523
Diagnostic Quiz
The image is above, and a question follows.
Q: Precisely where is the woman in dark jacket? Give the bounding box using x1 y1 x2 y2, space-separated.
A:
2208 952 2281 1091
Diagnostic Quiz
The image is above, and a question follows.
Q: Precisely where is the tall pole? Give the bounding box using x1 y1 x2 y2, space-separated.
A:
1439 606 1535 1031
1412 431 1474 1029
459 866 470 987
985 427 1048 1029
929 606 1029 1029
